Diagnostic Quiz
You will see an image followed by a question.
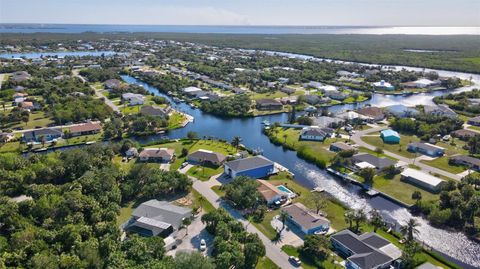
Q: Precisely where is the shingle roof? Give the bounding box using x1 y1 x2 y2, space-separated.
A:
132 199 191 229
225 155 274 172
450 155 480 167
352 153 396 170
139 148 175 159
282 202 330 230
69 122 102 133
188 149 226 164
409 142 445 152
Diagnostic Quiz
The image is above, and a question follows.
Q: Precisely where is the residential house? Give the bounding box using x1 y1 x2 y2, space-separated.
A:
124 199 192 237
10 71 31 83
303 81 323 90
22 128 63 143
357 107 385 122
467 116 480 127
20 101 34 110
401 78 440 89
311 116 345 128
331 229 402 269
299 126 332 142
372 80 395 91
187 149 226 166
325 91 347 101
451 129 479 141
424 105 457 118
257 180 287 206
138 148 175 162
69 122 102 137
280 87 296 95
338 111 373 123
330 142 356 153
351 153 396 171
408 142 445 157
140 106 167 118
400 168 445 192
104 79 122 90
278 96 298 105
384 105 419 118
282 202 330 235
380 129 400 144
449 155 480 171
224 155 275 179
255 99 283 111
182 86 203 97
122 93 145 106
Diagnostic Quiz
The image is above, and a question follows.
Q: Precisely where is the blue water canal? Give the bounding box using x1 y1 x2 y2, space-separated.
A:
121 74 480 268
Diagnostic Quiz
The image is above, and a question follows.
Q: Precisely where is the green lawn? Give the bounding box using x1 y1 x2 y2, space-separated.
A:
8 111 54 129
0 141 21 153
187 164 223 181
120 105 142 115
211 185 225 197
468 125 480 132
358 146 398 161
359 174 439 205
191 189 216 213
256 257 280 269
420 157 467 174
250 91 288 100
116 202 134 226
281 245 343 269
361 134 419 158
168 112 187 129
251 210 279 241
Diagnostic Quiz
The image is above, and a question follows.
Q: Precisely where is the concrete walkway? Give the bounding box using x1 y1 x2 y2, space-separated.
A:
74 73 121 114
351 126 462 180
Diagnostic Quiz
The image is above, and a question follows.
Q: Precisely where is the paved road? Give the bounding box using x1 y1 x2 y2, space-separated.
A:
463 123 480 134
192 179 296 269
75 73 121 114
351 126 461 180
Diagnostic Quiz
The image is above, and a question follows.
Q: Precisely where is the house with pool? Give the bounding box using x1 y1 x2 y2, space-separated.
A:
224 155 275 179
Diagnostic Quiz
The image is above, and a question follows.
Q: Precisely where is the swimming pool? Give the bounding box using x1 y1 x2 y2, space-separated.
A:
277 185 296 198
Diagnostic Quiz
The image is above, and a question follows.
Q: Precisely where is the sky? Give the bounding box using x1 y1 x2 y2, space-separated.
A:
1 0 479 26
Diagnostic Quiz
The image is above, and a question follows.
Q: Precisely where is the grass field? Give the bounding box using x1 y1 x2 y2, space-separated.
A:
361 135 418 158
420 157 467 174
187 164 223 181
8 111 54 130
359 174 439 205
168 112 187 129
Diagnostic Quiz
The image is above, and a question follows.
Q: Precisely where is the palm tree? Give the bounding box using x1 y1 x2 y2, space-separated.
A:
231 136 242 150
182 217 192 236
345 210 355 230
400 218 420 242
369 209 383 232
279 211 289 232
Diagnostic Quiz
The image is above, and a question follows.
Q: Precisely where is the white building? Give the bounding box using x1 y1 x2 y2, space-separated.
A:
400 168 445 192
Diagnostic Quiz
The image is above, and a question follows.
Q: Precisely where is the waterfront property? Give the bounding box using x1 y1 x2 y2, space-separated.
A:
400 168 445 192
140 105 167 117
187 149 226 166
299 126 332 141
69 122 102 137
122 93 145 106
22 128 63 143
357 106 385 122
224 155 275 178
423 104 457 118
351 153 396 171
449 155 480 171
330 142 356 152
380 129 400 144
138 148 175 162
257 179 287 206
451 129 479 141
372 80 395 91
408 142 445 157
330 229 402 269
384 105 419 118
255 98 283 111
282 202 330 235
123 199 192 237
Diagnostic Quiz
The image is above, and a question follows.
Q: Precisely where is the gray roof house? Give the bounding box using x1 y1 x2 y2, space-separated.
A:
300 127 333 142
351 153 396 171
224 155 275 179
188 149 226 166
282 202 330 234
331 229 402 269
140 105 167 117
424 105 457 118
125 199 192 237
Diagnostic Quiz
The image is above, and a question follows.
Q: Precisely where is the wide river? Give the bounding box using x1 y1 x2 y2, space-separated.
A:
122 56 480 268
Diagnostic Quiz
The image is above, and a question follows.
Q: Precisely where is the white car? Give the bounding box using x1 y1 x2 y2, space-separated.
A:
199 239 206 251
289 256 301 267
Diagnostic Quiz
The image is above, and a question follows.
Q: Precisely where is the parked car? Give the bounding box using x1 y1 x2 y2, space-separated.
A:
180 162 189 169
199 239 206 251
289 256 301 267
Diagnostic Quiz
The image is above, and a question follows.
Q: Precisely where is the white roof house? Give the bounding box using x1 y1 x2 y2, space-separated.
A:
400 168 445 192
413 78 436 88
182 86 203 93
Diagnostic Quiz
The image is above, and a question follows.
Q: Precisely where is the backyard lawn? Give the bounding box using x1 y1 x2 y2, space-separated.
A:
361 135 419 158
8 111 54 130
187 164 223 181
358 173 439 205
420 156 467 174
168 112 186 129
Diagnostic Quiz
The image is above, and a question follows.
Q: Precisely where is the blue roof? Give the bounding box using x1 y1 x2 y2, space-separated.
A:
381 129 400 138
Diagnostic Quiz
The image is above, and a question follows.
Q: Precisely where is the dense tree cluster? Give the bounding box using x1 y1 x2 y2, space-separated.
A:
413 175 480 234
124 113 168 136
390 116 463 140
79 68 120 82
201 95 252 117
434 88 480 116
52 96 114 124
223 176 263 210
0 145 195 268
201 208 266 269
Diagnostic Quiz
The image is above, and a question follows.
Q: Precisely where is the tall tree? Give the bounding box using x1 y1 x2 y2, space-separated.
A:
400 218 420 242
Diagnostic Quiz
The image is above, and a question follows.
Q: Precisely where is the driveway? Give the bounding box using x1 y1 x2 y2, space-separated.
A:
192 179 297 269
351 126 461 180
167 211 214 257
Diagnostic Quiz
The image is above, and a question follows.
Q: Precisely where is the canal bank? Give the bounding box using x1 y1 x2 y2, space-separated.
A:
121 74 480 268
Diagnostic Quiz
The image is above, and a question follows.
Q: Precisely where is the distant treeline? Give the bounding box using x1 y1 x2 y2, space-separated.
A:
1 32 480 73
